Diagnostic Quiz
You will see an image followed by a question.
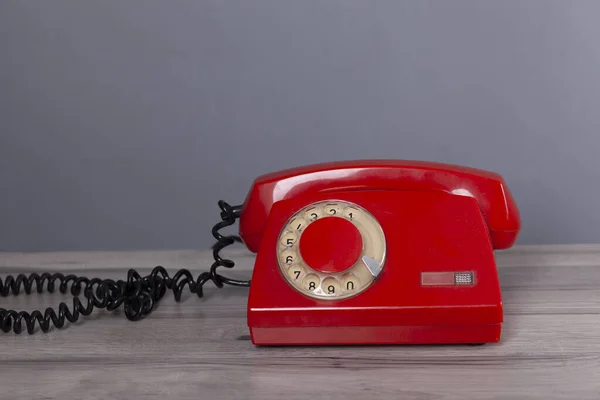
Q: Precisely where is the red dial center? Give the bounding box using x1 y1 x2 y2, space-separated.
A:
299 216 363 273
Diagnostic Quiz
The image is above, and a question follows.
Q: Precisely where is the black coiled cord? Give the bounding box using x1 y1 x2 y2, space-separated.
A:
0 200 250 334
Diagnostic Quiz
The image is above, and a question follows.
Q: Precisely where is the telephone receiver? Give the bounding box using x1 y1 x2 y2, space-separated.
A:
237 160 521 346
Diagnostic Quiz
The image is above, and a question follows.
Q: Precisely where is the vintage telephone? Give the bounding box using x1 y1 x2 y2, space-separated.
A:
1 160 520 345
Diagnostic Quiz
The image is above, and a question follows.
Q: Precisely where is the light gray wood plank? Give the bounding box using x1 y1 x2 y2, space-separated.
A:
1 245 600 399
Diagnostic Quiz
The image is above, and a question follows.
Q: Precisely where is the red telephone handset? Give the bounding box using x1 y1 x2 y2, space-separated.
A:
240 160 521 346
240 160 520 252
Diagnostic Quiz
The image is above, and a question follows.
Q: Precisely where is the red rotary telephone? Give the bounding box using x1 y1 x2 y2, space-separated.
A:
239 160 520 345
0 159 520 344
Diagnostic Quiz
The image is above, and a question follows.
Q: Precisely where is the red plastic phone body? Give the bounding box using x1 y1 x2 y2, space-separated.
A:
240 160 520 345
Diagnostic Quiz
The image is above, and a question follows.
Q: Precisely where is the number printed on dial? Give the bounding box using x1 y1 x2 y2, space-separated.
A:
276 200 386 300
324 203 342 216
287 265 305 281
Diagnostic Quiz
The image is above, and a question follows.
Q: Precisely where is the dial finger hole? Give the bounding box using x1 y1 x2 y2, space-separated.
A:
280 231 297 247
304 206 322 222
289 217 307 232
323 202 342 216
280 249 297 265
321 277 341 296
343 206 360 221
287 265 305 282
303 274 320 292
342 273 360 292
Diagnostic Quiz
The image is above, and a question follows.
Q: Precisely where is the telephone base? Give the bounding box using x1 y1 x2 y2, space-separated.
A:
249 324 501 346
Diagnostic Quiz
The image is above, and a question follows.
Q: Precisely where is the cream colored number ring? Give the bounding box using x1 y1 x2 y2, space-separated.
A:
276 200 386 300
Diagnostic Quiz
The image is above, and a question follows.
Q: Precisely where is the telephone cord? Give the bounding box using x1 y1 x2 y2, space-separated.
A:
0 200 250 334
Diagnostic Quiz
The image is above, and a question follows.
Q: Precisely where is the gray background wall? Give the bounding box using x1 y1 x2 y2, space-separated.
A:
1 1 599 252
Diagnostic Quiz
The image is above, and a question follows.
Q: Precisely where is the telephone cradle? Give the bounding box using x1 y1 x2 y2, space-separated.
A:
239 160 521 346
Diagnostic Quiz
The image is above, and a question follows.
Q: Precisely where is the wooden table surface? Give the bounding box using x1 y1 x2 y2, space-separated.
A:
1 244 599 399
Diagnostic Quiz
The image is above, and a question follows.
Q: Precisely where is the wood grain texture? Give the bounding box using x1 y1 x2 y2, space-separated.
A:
1 244 600 400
